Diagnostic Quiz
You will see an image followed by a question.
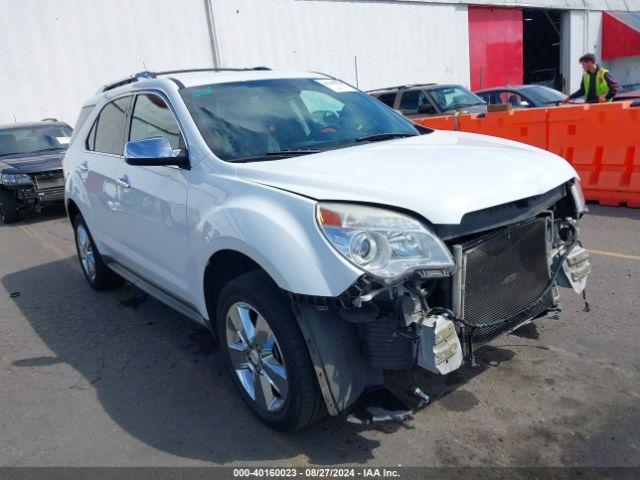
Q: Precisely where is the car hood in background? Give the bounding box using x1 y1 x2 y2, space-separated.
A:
236 130 577 225
0 152 64 174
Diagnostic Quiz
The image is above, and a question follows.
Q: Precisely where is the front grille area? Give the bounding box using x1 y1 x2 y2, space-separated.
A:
461 218 555 349
33 170 64 191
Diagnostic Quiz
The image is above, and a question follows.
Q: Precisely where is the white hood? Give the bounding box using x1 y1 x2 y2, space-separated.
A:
236 130 577 225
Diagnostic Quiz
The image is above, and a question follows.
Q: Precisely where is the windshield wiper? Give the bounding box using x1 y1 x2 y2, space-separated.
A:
232 149 320 163
354 132 418 143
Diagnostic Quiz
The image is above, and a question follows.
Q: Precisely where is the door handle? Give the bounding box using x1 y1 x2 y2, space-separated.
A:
117 176 131 190
78 162 89 173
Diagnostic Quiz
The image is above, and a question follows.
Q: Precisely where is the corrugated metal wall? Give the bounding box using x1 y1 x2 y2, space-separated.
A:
0 0 214 125
0 0 472 126
6 0 632 127
210 0 471 91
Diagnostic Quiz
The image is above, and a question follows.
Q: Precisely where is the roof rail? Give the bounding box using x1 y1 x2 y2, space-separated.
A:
41 117 59 122
100 71 157 93
99 67 272 93
366 83 436 93
155 66 271 76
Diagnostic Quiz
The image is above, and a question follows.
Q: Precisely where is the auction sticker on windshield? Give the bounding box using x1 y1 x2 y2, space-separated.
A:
316 79 357 93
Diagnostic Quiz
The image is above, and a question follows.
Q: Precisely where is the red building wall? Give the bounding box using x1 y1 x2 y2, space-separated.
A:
468 6 523 91
602 12 640 60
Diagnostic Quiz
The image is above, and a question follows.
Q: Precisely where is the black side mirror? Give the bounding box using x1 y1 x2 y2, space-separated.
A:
124 137 189 169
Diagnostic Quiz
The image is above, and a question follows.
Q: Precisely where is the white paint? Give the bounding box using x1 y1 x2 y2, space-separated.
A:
236 129 578 225
0 0 214 126
209 0 471 91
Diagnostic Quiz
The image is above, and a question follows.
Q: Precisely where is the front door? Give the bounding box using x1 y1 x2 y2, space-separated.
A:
113 92 192 303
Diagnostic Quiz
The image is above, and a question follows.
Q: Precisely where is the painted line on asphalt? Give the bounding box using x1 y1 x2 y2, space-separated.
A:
19 224 69 260
590 249 640 261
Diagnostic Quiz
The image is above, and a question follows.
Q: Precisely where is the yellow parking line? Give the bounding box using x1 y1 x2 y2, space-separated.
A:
590 249 640 261
20 224 69 260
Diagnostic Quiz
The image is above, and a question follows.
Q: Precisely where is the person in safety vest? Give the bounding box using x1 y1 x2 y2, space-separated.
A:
562 53 619 104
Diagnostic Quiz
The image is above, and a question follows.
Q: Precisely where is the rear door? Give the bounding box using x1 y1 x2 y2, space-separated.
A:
113 92 191 302
82 95 131 255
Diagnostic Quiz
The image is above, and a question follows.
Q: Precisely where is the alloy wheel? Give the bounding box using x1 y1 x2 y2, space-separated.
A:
76 223 96 283
225 302 288 412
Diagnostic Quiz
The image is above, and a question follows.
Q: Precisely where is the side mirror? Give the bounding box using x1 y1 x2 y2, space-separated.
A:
125 137 189 169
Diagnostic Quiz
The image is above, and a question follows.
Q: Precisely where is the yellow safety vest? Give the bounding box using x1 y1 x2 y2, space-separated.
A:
583 68 612 101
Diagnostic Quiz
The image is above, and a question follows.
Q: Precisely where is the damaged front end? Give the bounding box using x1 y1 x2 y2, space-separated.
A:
290 180 590 419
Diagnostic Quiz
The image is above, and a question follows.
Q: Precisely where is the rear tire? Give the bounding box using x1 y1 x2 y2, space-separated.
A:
0 188 19 224
72 214 122 291
217 270 326 431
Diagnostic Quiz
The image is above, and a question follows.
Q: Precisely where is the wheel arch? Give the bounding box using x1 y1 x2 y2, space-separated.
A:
66 197 80 222
203 248 275 332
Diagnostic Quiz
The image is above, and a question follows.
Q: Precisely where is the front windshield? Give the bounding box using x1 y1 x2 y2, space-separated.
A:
520 85 565 105
0 125 72 157
181 78 419 162
426 86 485 111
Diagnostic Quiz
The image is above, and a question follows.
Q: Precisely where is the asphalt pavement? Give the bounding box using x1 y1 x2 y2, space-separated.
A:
0 204 638 467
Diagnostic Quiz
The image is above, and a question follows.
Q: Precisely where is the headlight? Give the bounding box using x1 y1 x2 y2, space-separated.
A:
0 173 32 185
570 178 586 215
316 203 455 280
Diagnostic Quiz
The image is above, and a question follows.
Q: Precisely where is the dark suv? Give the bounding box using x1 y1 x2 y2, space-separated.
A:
0 120 72 223
368 84 487 118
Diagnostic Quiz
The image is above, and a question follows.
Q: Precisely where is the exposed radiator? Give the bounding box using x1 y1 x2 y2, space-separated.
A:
460 218 555 350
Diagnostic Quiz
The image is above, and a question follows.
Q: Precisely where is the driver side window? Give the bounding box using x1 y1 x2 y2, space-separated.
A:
129 94 183 149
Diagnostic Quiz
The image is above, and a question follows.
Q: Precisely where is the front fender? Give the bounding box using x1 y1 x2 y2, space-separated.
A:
188 174 363 317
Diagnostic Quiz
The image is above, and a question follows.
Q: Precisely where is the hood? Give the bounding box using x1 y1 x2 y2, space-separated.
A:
235 130 577 225
0 152 64 174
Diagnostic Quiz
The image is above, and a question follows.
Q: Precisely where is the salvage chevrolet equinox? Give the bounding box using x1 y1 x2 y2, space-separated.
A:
64 68 590 431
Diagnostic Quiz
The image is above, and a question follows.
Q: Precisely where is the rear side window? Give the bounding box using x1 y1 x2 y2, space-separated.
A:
129 94 183 149
376 93 396 108
70 105 94 143
86 96 130 155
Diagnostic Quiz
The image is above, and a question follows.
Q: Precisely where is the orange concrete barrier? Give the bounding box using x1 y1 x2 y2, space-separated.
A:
413 115 456 130
413 102 640 208
547 102 640 208
459 108 549 150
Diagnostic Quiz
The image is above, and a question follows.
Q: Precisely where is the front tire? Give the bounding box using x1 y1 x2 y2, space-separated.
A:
0 188 19 224
72 215 122 291
217 271 325 431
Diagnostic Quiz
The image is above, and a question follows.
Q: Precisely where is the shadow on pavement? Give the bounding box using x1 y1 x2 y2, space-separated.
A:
0 203 67 228
0 256 528 465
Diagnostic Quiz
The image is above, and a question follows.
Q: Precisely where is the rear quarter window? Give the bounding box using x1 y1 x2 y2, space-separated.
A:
70 105 94 143
86 96 130 155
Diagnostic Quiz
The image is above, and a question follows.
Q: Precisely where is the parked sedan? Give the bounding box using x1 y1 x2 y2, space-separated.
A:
368 84 487 118
475 85 566 109
0 120 72 223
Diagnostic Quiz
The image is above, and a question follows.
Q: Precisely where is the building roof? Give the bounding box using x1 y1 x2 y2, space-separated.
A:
382 0 640 11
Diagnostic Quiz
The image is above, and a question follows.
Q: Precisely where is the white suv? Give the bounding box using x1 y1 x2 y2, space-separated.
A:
64 68 590 431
